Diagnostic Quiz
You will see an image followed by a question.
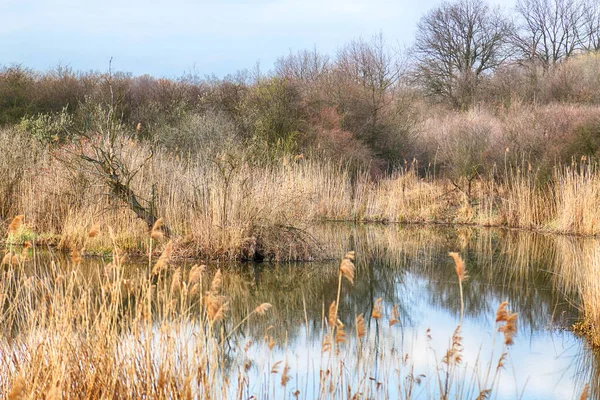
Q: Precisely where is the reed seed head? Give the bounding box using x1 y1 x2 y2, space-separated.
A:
340 258 355 285
389 304 400 327
372 298 382 320
210 269 222 294
255 303 273 315
356 313 366 338
188 264 205 285
579 383 590 400
88 224 100 238
448 252 467 282
8 215 24 235
328 301 337 328
151 218 165 240
8 376 25 400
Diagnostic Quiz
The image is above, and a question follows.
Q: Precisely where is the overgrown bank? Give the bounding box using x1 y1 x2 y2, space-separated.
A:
2 123 600 261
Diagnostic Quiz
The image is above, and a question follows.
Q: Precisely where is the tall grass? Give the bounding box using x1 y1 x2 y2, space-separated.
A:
4 124 600 261
1 225 536 399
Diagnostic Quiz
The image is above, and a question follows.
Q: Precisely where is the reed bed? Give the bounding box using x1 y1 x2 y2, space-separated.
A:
4 130 600 263
1 226 539 400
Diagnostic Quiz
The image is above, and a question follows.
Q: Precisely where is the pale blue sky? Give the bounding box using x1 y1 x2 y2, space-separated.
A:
0 0 511 78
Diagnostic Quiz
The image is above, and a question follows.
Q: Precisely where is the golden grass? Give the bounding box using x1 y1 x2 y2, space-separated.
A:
0 233 536 399
3 126 600 264
1 222 597 398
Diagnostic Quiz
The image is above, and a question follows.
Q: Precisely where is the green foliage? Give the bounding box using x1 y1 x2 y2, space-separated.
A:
241 78 305 159
19 107 73 144
567 120 600 159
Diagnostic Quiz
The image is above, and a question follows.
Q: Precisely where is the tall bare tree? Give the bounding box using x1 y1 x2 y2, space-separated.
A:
274 47 330 83
514 0 591 67
413 0 513 108
581 0 600 51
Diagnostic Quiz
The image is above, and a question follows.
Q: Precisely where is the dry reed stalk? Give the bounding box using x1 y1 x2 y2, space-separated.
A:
579 384 590 400
389 304 400 327
449 252 467 322
355 314 366 339
7 215 23 235
152 240 173 275
8 376 26 400
210 269 222 294
372 298 382 320
151 218 165 241
88 224 100 238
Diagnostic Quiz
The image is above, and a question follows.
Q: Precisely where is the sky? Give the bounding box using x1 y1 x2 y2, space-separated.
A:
0 0 511 78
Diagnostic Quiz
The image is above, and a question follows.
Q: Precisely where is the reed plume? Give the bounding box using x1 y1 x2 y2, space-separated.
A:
449 252 467 322
579 384 590 400
356 314 366 339
8 376 25 400
389 304 400 327
281 362 291 387
210 269 222 294
152 240 173 275
151 218 165 241
255 303 273 315
335 320 346 344
71 246 83 264
188 264 205 285
88 224 100 238
205 294 228 322
170 268 182 294
496 302 518 346
1 251 12 266
372 298 382 320
340 258 355 285
327 301 337 328
8 215 23 235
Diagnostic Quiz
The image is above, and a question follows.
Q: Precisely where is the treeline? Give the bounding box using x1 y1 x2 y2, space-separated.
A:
3 0 600 180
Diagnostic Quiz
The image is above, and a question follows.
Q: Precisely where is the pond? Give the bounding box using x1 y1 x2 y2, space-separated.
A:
3 224 599 399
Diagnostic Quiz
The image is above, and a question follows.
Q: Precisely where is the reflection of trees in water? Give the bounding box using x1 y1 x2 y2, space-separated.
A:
21 224 600 395
217 225 584 349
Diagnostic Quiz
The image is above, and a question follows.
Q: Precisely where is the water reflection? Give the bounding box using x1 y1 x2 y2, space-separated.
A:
9 224 600 399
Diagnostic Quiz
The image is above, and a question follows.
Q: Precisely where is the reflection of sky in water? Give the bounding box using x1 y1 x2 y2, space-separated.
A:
17 225 597 399
231 271 587 400
122 267 589 399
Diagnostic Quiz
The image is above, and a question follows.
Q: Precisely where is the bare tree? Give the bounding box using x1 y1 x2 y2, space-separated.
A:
413 0 513 108
333 34 409 161
274 47 330 83
581 0 600 51
514 0 590 67
51 63 166 233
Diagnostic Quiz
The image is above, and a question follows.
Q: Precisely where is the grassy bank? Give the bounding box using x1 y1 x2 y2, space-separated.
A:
3 123 600 261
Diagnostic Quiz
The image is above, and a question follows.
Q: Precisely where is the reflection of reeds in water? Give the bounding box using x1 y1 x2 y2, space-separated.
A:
1 221 598 398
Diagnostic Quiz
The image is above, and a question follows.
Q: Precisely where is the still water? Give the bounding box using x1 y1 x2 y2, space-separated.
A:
218 224 596 399
19 224 600 399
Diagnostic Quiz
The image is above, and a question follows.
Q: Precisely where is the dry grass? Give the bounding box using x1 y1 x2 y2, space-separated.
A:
0 237 529 399
3 123 600 264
